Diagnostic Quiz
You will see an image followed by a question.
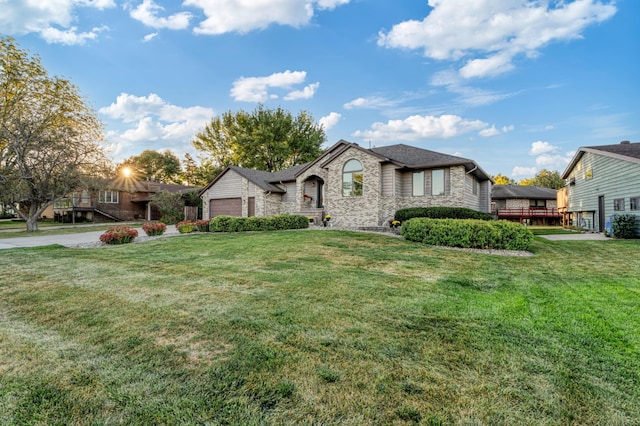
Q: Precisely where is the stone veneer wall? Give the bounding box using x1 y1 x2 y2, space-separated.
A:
322 147 381 228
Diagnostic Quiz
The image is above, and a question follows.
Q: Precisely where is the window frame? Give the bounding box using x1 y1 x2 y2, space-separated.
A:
342 159 363 197
630 196 640 211
99 190 119 204
613 198 625 211
431 169 445 196
412 171 425 197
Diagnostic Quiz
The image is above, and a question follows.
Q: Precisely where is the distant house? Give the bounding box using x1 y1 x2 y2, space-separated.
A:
491 184 561 225
54 180 197 223
200 139 493 227
559 141 640 235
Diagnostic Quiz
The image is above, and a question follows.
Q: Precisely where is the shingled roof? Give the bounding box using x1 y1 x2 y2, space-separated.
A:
492 184 557 200
562 141 640 178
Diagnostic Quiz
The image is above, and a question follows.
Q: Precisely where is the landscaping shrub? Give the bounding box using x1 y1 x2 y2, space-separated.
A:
401 218 533 251
209 214 309 233
142 221 167 236
99 226 138 245
394 206 493 222
195 219 210 232
176 220 195 233
611 214 636 239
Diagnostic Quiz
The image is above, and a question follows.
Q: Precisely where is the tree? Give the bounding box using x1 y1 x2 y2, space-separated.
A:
0 37 108 231
492 174 515 185
192 104 325 173
181 153 217 187
517 169 565 189
534 169 565 190
118 149 182 184
150 190 184 224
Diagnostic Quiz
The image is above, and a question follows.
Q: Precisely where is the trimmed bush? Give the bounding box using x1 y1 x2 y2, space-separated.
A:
195 219 210 232
142 221 166 236
99 226 138 245
401 218 533 251
176 220 195 233
611 214 636 239
394 206 493 222
209 214 309 233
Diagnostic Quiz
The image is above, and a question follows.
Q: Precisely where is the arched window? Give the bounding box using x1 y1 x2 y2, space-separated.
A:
343 159 363 196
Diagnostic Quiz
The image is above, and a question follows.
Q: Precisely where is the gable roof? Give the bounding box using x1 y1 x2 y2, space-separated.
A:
199 139 494 195
491 184 557 200
562 141 640 178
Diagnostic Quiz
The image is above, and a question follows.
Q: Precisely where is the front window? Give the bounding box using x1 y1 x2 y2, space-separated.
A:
613 198 625 211
631 196 640 210
99 190 119 204
530 199 546 208
432 169 445 196
343 159 363 196
412 172 424 196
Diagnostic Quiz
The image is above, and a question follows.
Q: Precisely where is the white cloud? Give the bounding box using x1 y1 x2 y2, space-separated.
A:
129 0 192 30
230 70 317 102
0 0 115 44
143 32 159 42
283 82 320 101
479 126 500 137
319 112 341 130
183 0 351 35
352 114 488 143
512 166 537 177
530 141 559 156
40 25 108 46
343 96 400 110
99 93 214 158
378 0 616 78
515 141 574 174
430 70 514 106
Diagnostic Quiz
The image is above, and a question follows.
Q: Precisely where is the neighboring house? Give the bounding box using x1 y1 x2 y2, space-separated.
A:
559 141 640 235
491 184 561 226
200 139 493 228
54 180 197 223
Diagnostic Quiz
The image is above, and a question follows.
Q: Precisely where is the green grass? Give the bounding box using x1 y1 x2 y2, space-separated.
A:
0 230 638 425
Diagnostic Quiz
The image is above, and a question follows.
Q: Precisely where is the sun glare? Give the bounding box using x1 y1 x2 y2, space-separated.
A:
122 167 132 178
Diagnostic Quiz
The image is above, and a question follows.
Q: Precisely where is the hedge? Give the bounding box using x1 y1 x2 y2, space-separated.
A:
394 206 493 222
401 218 533 251
209 214 309 232
611 214 636 239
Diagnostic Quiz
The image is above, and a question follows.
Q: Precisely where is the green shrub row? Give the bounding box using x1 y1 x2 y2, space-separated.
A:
394 206 493 222
401 218 533 251
611 214 637 239
209 214 310 232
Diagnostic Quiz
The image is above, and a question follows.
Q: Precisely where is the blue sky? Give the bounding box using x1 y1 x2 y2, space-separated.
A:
2 0 638 178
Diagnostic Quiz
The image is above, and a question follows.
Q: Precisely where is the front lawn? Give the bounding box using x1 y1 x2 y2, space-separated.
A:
0 231 638 424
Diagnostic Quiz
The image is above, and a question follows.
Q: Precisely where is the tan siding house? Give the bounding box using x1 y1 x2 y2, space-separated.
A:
200 140 493 227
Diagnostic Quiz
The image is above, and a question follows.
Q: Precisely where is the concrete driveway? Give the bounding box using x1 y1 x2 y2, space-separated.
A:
0 225 181 250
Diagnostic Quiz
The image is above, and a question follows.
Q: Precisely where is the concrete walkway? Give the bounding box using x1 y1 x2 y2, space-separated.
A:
0 225 181 250
539 232 610 241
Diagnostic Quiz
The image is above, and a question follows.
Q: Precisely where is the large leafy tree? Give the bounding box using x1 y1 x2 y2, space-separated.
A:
118 149 182 184
517 169 565 189
192 104 325 173
0 37 108 231
492 174 515 185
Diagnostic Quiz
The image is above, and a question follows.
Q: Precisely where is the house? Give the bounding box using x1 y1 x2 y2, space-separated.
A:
54 180 197 223
491 184 561 225
559 141 640 235
200 139 493 227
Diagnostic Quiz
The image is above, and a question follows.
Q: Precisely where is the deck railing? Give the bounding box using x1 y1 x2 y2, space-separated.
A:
496 208 561 218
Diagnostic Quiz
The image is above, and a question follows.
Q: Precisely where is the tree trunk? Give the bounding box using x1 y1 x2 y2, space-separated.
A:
26 215 39 232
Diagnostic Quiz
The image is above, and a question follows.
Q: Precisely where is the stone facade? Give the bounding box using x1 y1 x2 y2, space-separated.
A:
200 141 492 228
